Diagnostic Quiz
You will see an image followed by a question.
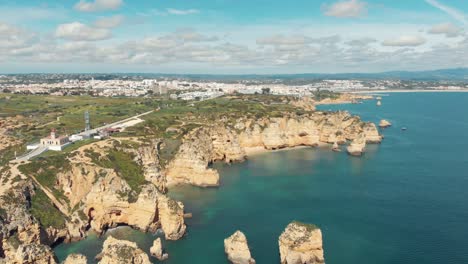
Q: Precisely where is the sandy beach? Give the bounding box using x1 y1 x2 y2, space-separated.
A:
244 143 332 156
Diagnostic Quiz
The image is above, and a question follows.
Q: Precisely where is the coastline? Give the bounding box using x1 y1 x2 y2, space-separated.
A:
351 89 468 94
244 143 331 156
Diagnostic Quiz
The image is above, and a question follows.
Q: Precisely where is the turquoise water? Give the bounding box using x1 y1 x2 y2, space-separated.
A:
55 93 468 263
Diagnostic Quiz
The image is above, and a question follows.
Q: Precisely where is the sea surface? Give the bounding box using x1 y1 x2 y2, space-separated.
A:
55 92 468 263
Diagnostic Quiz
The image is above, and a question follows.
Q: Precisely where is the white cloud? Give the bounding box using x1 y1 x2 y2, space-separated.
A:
74 0 123 12
382 35 427 47
425 0 468 25
0 23 37 49
323 0 367 18
428 22 464 38
166 8 200 15
56 22 111 41
94 15 125 28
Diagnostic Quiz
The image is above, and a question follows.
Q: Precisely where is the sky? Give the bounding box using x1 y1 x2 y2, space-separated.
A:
0 0 467 74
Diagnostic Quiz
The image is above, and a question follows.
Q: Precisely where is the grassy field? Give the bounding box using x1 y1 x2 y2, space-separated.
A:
0 93 162 142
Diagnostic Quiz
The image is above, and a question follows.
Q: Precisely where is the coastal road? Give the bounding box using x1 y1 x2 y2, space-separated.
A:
12 110 155 162
78 110 154 137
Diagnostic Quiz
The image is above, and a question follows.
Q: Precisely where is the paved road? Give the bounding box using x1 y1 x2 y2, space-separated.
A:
78 110 154 137
13 146 48 162
12 110 155 162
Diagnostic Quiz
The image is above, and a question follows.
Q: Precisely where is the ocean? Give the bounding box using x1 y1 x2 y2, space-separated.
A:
55 92 468 263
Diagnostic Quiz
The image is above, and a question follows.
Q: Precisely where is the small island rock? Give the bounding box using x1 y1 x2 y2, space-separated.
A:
64 254 87 264
363 123 382 143
224 231 256 264
347 135 366 156
150 238 169 261
97 236 151 264
279 221 325 264
379 119 392 128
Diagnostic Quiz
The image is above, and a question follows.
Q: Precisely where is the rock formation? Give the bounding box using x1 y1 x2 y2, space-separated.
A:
97 236 151 264
157 196 187 240
54 140 186 239
379 119 392 128
363 123 383 143
347 135 366 156
0 181 58 264
63 254 87 264
12 244 58 264
150 238 168 261
224 231 256 264
279 222 325 264
165 111 381 187
136 143 166 192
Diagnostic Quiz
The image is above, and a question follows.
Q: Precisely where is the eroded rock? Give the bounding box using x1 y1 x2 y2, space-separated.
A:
278 221 325 264
224 231 255 264
97 236 151 264
150 237 168 261
63 254 87 264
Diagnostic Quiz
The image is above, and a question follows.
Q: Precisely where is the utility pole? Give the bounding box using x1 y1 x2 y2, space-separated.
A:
85 111 91 131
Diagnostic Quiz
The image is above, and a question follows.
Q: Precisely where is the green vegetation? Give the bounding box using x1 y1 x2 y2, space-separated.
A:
86 148 146 194
291 220 318 231
158 139 182 168
18 155 70 202
30 188 66 229
121 95 301 139
312 89 340 101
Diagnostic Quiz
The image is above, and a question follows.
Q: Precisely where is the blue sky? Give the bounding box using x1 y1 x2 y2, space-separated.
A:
0 0 467 73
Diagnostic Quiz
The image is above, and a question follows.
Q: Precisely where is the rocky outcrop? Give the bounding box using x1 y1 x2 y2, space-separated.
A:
362 123 382 143
157 196 186 240
10 244 58 264
97 236 151 264
150 238 168 261
347 135 366 156
279 222 325 264
0 181 57 263
63 254 87 264
165 128 221 187
85 177 160 233
224 231 255 264
379 119 392 128
135 143 166 192
291 96 316 111
165 111 380 187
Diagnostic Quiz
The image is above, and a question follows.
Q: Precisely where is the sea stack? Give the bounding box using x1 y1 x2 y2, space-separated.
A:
379 119 392 128
64 254 87 264
347 135 366 156
150 238 169 261
224 231 256 264
278 221 325 264
96 236 151 264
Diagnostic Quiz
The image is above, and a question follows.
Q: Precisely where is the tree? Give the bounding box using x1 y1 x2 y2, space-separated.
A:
261 87 271 94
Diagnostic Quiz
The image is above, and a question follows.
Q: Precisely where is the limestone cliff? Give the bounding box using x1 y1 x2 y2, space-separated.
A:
224 231 256 264
157 196 187 240
85 177 160 234
53 140 186 240
97 236 151 264
279 222 325 264
165 111 381 187
150 238 168 261
0 181 57 264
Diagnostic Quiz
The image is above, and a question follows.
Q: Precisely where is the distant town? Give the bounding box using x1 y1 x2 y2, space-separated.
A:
1 74 467 100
